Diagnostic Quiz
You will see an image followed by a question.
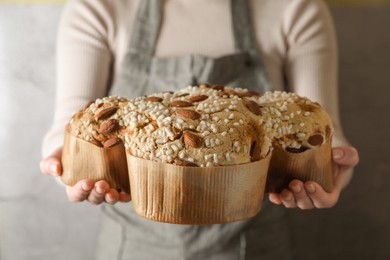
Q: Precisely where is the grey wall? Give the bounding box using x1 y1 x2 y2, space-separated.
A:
288 5 390 260
0 3 389 260
0 5 100 260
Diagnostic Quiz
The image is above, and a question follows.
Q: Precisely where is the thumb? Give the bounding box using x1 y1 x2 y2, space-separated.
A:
332 146 359 168
40 147 63 176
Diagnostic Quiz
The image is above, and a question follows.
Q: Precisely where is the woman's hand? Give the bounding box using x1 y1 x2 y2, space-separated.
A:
39 147 131 205
268 146 359 209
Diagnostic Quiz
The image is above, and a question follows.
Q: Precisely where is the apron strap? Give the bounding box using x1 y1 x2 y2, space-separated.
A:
231 0 258 52
127 0 163 55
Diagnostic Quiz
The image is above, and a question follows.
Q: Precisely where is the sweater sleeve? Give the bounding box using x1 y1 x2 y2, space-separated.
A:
42 0 113 157
282 0 348 147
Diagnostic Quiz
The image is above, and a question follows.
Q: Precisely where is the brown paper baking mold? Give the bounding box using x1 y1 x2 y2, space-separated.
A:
126 153 271 224
61 129 130 193
266 138 334 193
62 128 334 224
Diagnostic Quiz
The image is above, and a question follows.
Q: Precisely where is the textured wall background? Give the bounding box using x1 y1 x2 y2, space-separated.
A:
0 1 389 260
288 5 390 259
0 4 100 260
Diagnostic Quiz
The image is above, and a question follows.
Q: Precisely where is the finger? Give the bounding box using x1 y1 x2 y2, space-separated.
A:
304 181 339 209
289 180 315 210
40 147 63 176
104 189 119 205
66 179 94 202
332 147 359 167
87 181 110 205
40 159 59 176
40 157 62 176
118 192 131 202
268 193 282 205
280 189 296 208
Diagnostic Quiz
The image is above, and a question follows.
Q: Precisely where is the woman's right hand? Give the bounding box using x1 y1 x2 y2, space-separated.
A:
39 147 131 205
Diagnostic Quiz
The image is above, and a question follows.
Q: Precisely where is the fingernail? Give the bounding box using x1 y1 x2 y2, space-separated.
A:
96 186 105 194
292 185 301 193
306 184 316 193
106 194 116 203
82 182 92 191
281 193 291 201
49 162 59 175
333 149 344 160
105 194 112 202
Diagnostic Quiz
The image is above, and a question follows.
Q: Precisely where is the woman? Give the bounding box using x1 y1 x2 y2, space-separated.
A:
40 0 359 259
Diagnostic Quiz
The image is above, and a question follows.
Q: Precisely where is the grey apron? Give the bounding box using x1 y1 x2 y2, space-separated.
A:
96 0 292 259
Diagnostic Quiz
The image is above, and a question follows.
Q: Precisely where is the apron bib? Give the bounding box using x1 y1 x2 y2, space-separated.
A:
96 1 292 259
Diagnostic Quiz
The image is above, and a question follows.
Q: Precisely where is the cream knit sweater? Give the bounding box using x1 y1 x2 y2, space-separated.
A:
42 0 346 157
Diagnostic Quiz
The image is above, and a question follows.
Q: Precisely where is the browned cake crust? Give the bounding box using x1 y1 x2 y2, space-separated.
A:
68 84 333 167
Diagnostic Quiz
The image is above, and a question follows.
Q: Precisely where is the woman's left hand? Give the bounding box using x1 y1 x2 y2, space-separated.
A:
268 146 359 209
